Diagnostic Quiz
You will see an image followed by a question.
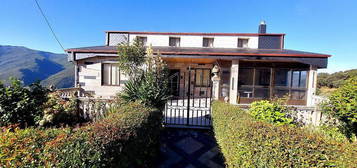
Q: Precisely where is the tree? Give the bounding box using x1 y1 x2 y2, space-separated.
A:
117 39 146 77
118 42 170 109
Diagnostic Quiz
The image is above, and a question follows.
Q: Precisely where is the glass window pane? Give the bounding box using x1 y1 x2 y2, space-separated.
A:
238 87 253 98
254 88 270 98
238 68 253 86
255 68 271 86
292 71 300 87
275 69 290 87
300 71 307 88
102 64 111 85
291 90 306 100
111 65 120 85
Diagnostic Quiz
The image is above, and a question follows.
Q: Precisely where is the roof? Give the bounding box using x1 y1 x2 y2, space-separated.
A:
66 46 331 58
105 31 285 37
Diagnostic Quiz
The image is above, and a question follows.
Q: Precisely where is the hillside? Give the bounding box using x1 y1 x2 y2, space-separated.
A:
317 69 357 96
0 45 74 88
318 69 357 88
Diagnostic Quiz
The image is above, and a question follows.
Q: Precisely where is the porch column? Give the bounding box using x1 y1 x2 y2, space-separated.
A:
229 60 239 104
212 77 220 100
306 65 318 106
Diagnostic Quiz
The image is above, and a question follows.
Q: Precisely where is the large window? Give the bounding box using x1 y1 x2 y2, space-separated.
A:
102 64 120 86
195 69 211 87
169 37 180 47
274 69 308 100
238 67 308 100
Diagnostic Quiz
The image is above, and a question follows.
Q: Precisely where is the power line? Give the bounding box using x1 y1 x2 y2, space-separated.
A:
33 0 65 52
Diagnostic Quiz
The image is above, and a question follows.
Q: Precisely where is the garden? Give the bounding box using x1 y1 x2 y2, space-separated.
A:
0 40 170 167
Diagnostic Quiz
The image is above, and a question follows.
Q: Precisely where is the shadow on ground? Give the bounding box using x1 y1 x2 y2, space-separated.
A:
156 128 225 168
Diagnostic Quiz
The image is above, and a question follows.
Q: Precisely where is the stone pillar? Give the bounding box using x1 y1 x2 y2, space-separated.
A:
212 76 220 100
306 65 317 106
229 60 239 104
211 65 221 100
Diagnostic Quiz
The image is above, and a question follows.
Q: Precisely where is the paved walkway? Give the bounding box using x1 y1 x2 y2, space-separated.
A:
157 128 225 168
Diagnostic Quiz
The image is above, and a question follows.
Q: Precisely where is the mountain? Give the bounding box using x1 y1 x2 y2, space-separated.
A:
0 45 74 88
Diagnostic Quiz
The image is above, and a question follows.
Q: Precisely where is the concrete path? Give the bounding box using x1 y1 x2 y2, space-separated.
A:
156 128 225 168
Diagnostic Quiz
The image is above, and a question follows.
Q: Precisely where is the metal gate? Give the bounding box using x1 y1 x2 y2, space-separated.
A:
163 66 213 128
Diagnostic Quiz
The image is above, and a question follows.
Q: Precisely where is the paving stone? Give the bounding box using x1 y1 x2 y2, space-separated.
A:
156 128 225 168
176 137 204 154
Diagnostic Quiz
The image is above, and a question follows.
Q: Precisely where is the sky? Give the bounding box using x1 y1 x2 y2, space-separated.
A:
0 0 356 73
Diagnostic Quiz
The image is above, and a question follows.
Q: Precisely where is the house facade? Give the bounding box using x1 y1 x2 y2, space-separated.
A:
66 22 330 106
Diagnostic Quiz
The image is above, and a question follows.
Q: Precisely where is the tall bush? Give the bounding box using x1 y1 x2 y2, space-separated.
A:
322 77 357 140
0 78 48 127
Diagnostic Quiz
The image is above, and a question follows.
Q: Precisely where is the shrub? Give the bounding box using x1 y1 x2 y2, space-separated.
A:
212 101 357 167
0 78 48 127
322 77 357 140
38 92 80 127
0 102 161 167
249 100 293 126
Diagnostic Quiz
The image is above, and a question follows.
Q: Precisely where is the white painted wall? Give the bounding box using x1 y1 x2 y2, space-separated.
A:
109 32 259 48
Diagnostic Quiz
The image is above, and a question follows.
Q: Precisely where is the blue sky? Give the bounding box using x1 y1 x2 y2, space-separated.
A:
0 0 356 73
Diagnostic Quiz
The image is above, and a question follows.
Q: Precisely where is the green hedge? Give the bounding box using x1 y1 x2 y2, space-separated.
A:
212 101 357 167
0 101 161 167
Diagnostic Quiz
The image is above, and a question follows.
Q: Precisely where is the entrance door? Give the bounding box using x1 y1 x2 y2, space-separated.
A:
163 67 212 128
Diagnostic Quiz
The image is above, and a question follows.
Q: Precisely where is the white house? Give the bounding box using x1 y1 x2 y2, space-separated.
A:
66 22 330 107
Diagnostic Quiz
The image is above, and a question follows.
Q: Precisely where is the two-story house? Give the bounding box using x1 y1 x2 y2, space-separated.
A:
66 22 330 107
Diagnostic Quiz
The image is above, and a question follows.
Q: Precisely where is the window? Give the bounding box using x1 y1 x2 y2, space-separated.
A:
102 64 120 85
238 38 249 48
195 69 211 87
273 69 308 100
169 37 180 47
202 38 214 47
136 36 147 46
274 69 291 87
238 68 254 98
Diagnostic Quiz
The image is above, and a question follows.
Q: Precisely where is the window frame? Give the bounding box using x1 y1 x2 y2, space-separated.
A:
202 37 214 47
101 63 121 86
136 36 147 46
237 38 249 48
169 37 181 47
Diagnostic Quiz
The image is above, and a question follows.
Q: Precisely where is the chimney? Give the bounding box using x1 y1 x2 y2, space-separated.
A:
258 20 266 34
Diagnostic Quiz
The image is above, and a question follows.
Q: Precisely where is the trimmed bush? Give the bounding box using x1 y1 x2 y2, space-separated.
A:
0 101 161 167
249 100 293 126
212 101 357 167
